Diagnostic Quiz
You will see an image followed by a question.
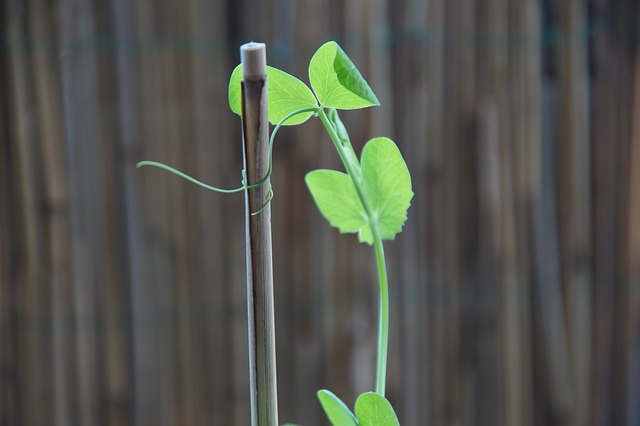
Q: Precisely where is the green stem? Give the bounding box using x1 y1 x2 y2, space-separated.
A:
372 228 389 396
317 108 389 397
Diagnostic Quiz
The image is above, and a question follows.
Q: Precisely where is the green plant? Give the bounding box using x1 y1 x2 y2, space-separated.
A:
138 41 412 425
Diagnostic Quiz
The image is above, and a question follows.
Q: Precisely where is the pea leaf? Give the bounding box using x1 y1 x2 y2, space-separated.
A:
361 137 413 241
305 137 412 245
309 41 379 109
354 393 400 426
317 390 359 426
228 64 317 126
305 170 372 244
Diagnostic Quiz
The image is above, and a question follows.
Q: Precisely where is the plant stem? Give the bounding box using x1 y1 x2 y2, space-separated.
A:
317 108 389 397
372 228 389 396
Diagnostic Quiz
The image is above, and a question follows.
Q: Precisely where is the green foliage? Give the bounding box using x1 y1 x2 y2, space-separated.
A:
228 64 317 126
306 137 412 245
317 391 400 426
309 41 379 109
354 393 400 426
140 40 409 425
305 170 369 242
327 108 362 183
317 390 359 426
228 41 379 124
360 138 413 241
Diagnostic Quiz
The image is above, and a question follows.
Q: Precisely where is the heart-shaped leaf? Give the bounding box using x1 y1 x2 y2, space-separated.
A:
354 393 400 426
360 137 413 241
305 170 371 244
305 137 412 245
228 64 317 126
309 41 379 109
317 390 359 426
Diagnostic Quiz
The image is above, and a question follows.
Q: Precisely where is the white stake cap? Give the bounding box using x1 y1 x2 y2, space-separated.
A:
240 42 266 78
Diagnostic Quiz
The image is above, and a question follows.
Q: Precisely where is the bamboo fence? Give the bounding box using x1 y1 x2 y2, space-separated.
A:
0 0 639 425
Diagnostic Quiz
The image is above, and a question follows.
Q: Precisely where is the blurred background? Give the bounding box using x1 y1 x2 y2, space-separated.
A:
1 0 639 425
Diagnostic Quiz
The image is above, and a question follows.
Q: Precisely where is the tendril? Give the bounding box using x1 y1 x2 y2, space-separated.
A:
136 106 319 214
250 186 274 216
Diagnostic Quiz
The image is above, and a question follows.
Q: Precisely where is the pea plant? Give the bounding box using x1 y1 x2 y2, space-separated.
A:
139 41 412 425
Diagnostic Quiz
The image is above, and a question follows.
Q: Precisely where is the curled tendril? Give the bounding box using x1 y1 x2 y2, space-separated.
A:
250 185 274 216
136 106 319 214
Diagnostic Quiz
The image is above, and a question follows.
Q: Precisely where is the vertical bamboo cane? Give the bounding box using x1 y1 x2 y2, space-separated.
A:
626 46 640 426
240 42 278 426
556 1 592 424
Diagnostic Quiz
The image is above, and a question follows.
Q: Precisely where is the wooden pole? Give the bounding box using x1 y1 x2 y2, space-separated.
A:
240 42 278 426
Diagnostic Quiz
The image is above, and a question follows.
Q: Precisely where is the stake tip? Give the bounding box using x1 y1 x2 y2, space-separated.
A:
240 42 266 78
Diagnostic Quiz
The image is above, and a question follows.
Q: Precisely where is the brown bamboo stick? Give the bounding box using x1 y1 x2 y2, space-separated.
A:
132 1 178 424
625 46 640 426
369 0 393 137
510 1 540 424
110 1 161 425
525 6 572 422
157 7 191 423
84 4 135 425
28 2 76 425
162 2 199 424
477 0 510 423
106 0 165 424
0 14 18 423
398 0 429 422
57 0 104 423
611 3 636 423
451 0 479 424
555 1 592 425
273 4 315 422
499 95 523 426
241 42 278 426
6 5 53 424
187 0 234 424
503 2 535 423
590 2 621 424
424 0 446 423
476 96 503 426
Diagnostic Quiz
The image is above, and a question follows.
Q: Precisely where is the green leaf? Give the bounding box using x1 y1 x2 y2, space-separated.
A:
354 393 400 426
228 64 317 125
306 138 412 245
305 170 372 244
361 137 413 241
317 390 359 426
309 41 379 109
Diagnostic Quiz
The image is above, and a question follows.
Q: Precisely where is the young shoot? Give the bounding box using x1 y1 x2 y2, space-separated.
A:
138 41 412 426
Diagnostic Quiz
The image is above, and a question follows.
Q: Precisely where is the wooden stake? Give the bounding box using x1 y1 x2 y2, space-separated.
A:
240 42 278 426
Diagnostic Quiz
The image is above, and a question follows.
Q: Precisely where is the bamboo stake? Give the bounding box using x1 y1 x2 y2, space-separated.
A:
0 16 18 423
511 2 540 424
28 3 75 425
188 1 234 424
555 0 592 422
131 1 177 423
626 48 640 426
591 2 621 423
6 5 52 423
58 0 105 423
425 0 446 423
399 0 429 422
240 42 278 426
